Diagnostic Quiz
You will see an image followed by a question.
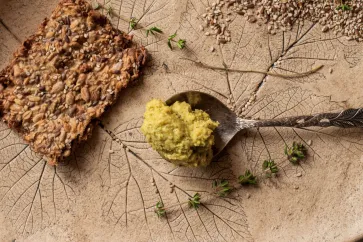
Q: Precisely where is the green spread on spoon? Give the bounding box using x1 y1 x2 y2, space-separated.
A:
141 99 219 167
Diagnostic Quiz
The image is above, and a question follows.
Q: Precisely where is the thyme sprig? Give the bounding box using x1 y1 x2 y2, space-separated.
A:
154 201 166 218
146 26 163 37
213 180 234 197
285 142 306 165
238 170 257 185
188 193 201 209
168 33 186 50
262 159 279 178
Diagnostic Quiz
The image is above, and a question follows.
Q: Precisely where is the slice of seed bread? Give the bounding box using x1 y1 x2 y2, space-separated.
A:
0 0 147 164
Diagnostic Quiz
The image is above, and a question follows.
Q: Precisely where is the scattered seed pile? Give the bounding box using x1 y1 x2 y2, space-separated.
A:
201 0 363 44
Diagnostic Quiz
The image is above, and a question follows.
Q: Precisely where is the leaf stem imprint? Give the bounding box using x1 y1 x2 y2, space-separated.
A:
181 58 324 79
162 201 189 210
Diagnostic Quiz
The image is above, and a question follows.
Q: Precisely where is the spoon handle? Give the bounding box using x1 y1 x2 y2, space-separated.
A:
245 108 363 129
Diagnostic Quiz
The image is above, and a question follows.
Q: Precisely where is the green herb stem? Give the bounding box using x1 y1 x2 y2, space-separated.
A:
181 58 324 79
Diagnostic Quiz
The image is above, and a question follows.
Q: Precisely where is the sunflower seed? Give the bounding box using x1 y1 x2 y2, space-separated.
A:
51 82 65 93
81 86 90 102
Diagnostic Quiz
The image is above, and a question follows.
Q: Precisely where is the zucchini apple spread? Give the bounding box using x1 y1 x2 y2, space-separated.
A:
141 99 219 167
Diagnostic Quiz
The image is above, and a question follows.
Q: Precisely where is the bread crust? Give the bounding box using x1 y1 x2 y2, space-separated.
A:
0 0 147 164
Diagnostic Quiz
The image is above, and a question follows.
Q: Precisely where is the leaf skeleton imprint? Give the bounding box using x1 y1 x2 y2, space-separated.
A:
89 0 363 241
0 121 108 235
2 0 363 240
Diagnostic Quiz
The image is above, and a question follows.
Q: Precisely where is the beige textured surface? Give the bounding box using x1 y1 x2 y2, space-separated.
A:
1 0 363 241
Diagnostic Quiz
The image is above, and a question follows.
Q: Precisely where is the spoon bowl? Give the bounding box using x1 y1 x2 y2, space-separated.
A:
166 91 243 158
167 91 363 159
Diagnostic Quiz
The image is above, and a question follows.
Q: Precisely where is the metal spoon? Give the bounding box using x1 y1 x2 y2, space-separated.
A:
166 91 363 158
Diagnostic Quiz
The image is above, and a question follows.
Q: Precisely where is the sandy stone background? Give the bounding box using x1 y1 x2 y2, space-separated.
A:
1 0 363 241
